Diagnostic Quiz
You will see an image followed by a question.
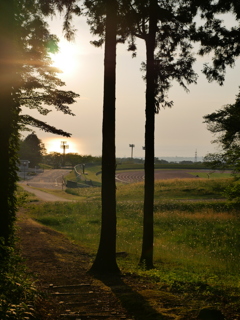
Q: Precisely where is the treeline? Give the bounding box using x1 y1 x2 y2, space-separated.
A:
116 161 205 171
19 133 204 169
18 133 101 168
44 153 101 169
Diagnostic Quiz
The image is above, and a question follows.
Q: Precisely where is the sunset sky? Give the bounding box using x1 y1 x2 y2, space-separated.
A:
21 13 240 159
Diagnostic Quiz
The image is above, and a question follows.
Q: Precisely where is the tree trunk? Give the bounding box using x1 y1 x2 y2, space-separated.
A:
140 0 158 269
0 0 19 248
89 0 120 274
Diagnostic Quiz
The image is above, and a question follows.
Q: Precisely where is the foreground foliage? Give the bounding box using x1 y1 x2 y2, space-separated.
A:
204 90 240 202
0 247 39 320
0 0 79 255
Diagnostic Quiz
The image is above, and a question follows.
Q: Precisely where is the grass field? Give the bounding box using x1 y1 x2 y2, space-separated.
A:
19 163 240 318
24 175 240 296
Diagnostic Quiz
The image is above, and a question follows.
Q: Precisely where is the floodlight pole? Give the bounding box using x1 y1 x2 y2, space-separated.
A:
129 144 135 159
60 141 69 167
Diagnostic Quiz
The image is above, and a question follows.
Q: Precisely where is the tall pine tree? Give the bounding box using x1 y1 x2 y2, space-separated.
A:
85 0 121 274
0 0 79 250
123 0 198 268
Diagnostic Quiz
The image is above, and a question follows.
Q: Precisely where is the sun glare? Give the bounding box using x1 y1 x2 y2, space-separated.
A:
51 40 80 75
45 138 81 154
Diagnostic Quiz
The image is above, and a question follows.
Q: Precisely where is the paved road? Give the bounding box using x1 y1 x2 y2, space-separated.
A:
19 169 73 202
20 169 71 189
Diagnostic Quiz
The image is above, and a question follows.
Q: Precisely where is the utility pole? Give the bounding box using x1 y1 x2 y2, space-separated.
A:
60 141 69 167
129 144 135 159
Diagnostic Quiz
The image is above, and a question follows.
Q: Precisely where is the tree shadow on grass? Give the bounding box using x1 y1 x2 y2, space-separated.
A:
95 274 171 320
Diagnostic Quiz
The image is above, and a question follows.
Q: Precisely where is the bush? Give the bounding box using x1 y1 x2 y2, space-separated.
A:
0 245 40 320
225 179 240 203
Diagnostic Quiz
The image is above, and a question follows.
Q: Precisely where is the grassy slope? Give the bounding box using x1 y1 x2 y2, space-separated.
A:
21 166 240 317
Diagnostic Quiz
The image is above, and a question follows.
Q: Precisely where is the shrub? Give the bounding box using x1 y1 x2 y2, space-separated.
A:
224 179 240 203
0 245 40 320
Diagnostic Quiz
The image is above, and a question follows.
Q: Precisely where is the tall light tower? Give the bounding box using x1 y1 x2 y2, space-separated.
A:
195 149 198 163
61 141 69 166
129 144 135 158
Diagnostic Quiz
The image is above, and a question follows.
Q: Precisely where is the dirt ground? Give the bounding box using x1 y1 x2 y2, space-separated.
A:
17 210 205 320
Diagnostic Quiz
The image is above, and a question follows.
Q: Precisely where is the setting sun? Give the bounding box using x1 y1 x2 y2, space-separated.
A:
50 40 80 75
44 138 81 154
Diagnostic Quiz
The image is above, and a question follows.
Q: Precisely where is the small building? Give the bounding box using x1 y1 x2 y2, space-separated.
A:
19 160 30 172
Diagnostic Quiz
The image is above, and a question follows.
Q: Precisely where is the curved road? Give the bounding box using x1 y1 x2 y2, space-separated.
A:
19 168 211 201
19 169 72 202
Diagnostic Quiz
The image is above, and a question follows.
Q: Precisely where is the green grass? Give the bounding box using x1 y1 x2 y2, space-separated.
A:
66 164 232 190
62 174 232 202
25 178 240 288
38 163 53 170
27 199 240 288
66 166 102 187
23 176 240 317
189 171 233 179
115 178 231 201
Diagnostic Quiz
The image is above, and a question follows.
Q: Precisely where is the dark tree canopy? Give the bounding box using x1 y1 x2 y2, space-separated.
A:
124 0 198 109
191 0 240 85
19 133 46 167
204 89 240 171
16 0 80 136
44 152 62 169
203 89 240 201
204 91 240 149
0 0 79 249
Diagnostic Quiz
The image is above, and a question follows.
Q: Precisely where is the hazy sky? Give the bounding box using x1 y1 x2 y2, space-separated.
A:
22 13 240 159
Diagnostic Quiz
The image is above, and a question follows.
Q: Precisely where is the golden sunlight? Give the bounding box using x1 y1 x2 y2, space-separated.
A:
44 138 81 154
51 40 80 75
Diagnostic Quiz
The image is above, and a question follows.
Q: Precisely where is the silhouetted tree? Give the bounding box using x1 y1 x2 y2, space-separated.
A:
196 1 240 200
85 0 121 274
44 152 63 168
0 0 79 250
123 0 198 268
191 0 240 85
65 153 82 168
122 0 240 269
19 133 46 167
0 0 20 249
203 89 240 200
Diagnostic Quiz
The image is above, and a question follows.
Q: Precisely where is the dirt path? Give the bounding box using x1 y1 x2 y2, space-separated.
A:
17 212 197 320
17 212 132 320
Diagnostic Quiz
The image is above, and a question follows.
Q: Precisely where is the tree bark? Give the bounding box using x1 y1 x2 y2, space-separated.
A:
140 0 158 269
89 0 120 274
0 0 19 248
